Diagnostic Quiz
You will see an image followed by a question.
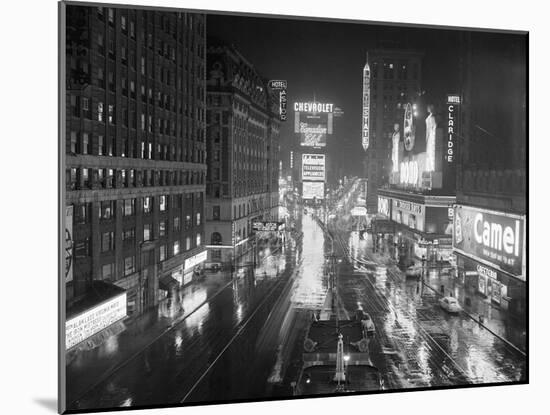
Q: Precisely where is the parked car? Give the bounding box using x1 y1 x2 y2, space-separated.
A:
405 265 422 278
439 296 462 313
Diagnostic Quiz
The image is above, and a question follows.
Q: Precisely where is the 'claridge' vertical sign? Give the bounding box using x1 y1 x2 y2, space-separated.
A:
362 55 370 151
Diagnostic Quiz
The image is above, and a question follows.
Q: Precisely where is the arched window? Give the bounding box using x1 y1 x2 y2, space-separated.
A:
211 232 222 245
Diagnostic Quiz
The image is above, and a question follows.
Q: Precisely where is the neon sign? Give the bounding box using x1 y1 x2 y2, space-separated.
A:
362 60 370 151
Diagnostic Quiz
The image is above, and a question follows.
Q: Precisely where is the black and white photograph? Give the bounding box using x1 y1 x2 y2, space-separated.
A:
55 0 533 413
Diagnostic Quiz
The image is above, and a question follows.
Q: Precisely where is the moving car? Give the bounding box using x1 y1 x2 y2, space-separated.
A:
439 296 462 313
405 265 423 278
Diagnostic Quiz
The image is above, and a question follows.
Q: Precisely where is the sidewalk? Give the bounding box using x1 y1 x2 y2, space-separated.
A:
66 240 289 405
375 238 526 353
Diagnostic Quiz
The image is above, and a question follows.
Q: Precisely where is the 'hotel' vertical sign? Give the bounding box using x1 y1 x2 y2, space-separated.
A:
268 80 287 122
446 94 461 163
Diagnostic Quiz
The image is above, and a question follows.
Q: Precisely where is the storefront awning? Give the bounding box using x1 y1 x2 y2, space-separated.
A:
159 274 179 291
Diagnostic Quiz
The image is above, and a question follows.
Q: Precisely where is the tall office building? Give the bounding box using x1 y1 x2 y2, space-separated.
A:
64 5 207 325
453 32 527 317
204 41 280 265
363 49 423 213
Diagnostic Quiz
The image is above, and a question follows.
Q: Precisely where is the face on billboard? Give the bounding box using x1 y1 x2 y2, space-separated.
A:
303 182 324 199
453 205 525 279
302 154 325 181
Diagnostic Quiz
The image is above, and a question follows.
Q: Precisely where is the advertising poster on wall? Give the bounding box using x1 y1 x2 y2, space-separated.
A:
302 181 325 199
302 154 325 181
453 205 525 279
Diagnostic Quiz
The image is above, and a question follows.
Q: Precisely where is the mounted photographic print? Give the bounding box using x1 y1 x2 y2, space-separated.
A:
59 1 528 413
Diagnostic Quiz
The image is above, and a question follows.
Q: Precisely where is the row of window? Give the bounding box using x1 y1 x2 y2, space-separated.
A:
73 196 202 224
93 233 202 281
69 94 204 137
67 128 205 163
96 7 205 57
66 167 205 190
371 60 420 81
96 36 204 92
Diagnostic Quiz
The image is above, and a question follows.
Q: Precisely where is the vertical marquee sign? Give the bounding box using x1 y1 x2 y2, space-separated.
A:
268 80 287 121
446 94 460 163
362 58 371 151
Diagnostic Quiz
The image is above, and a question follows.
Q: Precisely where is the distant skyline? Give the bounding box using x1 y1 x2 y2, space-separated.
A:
206 13 525 179
206 13 465 178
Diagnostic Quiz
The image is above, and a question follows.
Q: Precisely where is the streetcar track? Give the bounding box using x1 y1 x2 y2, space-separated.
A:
69 244 289 409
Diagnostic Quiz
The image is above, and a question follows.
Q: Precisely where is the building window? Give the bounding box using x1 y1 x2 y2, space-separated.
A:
196 233 201 247
70 131 77 153
121 15 126 31
101 231 114 252
143 223 151 241
159 220 166 237
160 195 166 211
159 245 166 261
101 263 114 280
97 101 104 122
98 135 104 155
123 198 135 216
74 203 89 224
143 197 152 214
213 206 220 220
74 238 90 258
82 133 89 155
173 240 180 255
108 8 114 25
81 168 90 188
108 104 115 124
196 212 201 226
100 200 114 220
123 228 135 242
185 237 191 251
173 217 180 232
124 256 135 276
185 214 191 230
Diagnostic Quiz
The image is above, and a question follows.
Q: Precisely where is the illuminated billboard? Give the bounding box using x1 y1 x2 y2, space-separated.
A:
294 101 334 139
362 60 370 151
302 154 325 181
302 181 324 200
299 121 327 147
294 102 333 113
66 292 127 349
268 80 288 121
453 205 525 279
445 94 461 163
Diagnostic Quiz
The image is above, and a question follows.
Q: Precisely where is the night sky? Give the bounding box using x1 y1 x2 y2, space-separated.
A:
206 12 518 178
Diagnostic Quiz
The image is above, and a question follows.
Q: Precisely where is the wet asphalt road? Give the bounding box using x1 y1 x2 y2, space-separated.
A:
330 223 526 391
68 206 526 411
69 211 330 411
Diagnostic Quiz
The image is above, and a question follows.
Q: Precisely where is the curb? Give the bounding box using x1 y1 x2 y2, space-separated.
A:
420 281 526 357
